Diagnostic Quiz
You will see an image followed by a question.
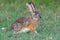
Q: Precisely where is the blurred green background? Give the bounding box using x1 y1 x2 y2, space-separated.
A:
0 0 60 40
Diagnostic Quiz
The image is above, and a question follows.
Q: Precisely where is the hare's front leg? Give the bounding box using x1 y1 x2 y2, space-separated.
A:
28 24 38 40
28 24 38 34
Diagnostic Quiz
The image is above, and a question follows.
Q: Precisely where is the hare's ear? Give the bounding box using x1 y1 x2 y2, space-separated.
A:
26 2 35 13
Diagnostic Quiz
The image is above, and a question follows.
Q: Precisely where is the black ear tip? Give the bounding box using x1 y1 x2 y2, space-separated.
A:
28 2 34 4
26 2 35 8
27 2 35 6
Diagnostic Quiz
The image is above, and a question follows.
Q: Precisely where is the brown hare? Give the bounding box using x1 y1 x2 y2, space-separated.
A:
11 2 41 37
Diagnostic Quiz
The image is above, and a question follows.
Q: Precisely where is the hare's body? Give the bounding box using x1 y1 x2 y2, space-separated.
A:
11 16 38 34
11 2 41 37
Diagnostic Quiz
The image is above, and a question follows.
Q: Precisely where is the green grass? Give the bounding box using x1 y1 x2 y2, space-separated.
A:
0 0 60 40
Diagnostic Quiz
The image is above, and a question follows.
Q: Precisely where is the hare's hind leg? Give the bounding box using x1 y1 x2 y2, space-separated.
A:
13 31 20 38
12 30 17 38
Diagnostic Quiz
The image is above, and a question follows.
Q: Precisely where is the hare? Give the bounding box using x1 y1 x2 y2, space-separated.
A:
11 2 41 37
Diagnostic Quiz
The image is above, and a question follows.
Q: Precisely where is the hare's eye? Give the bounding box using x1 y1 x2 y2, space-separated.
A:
34 16 38 19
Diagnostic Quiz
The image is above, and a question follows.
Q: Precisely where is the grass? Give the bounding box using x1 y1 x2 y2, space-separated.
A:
0 0 60 40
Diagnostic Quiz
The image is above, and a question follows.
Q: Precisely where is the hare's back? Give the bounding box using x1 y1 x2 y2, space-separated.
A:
16 17 27 23
11 16 32 32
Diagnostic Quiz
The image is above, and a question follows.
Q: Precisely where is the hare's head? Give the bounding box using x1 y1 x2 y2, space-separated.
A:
32 11 41 20
26 2 41 20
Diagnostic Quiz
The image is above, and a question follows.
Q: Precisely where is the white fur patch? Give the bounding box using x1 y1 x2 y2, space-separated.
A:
17 28 30 33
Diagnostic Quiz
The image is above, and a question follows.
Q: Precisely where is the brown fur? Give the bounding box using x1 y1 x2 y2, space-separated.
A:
11 2 41 37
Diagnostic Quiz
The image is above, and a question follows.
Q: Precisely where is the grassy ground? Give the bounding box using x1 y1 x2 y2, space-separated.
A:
0 0 60 40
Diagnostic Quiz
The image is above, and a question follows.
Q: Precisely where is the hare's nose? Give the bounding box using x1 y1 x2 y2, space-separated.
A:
39 15 41 18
